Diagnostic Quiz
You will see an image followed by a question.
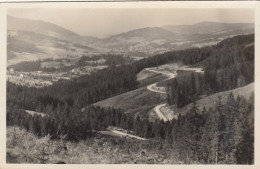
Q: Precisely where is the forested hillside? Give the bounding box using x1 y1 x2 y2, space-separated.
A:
167 34 254 107
7 34 254 164
7 92 254 164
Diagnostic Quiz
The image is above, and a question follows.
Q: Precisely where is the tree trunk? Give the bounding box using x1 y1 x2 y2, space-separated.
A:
215 151 218 164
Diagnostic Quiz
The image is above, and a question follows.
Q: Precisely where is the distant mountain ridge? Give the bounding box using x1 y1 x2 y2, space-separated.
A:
90 21 253 54
7 16 254 66
107 27 180 40
162 21 253 35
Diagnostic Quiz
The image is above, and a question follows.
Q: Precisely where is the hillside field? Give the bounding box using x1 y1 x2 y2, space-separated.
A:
179 82 254 114
94 86 165 117
94 69 167 117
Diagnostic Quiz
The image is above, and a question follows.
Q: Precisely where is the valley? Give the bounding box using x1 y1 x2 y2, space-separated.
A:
5 13 255 164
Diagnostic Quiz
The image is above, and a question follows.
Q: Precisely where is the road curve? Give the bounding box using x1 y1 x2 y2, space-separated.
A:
145 68 176 94
154 103 168 122
147 83 166 94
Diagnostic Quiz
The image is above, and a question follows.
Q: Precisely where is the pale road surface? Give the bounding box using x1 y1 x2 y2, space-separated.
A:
145 68 176 94
154 103 168 121
145 68 177 121
25 110 47 117
109 129 147 141
147 83 166 94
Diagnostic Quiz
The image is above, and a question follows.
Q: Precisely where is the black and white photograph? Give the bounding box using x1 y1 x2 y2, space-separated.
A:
0 2 259 167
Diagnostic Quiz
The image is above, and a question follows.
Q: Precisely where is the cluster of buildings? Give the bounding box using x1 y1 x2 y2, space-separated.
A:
6 64 108 88
7 69 53 88
7 68 65 88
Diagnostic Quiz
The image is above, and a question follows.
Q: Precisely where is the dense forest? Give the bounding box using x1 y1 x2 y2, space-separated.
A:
167 34 254 107
7 34 254 164
7 92 254 164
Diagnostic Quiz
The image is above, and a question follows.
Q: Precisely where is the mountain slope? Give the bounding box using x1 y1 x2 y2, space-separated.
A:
180 82 254 114
7 16 99 65
7 16 254 66
91 27 181 53
8 16 97 43
104 27 180 42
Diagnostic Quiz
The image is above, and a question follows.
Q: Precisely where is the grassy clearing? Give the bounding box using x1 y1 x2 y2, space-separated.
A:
177 82 254 114
94 86 165 118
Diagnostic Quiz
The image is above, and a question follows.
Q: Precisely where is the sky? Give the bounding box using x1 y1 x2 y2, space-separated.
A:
8 8 254 38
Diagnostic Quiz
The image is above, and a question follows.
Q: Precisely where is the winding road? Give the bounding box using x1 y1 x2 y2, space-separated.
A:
146 66 204 121
145 68 177 121
145 68 176 94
